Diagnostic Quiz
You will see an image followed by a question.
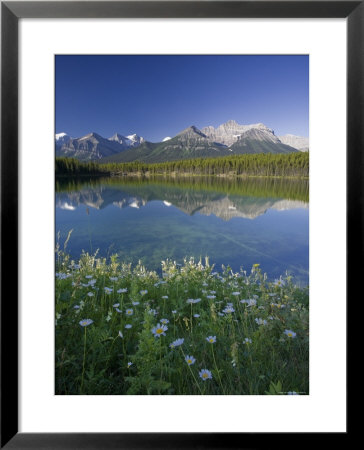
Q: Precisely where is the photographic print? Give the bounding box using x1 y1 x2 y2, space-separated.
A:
55 55 309 395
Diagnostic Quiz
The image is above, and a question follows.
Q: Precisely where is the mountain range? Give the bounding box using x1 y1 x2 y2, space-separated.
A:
56 183 308 221
55 120 308 163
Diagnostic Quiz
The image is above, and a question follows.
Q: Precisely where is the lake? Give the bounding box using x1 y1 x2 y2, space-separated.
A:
55 176 309 285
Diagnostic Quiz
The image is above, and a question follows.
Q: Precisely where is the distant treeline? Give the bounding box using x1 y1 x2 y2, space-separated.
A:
55 158 110 176
56 152 309 178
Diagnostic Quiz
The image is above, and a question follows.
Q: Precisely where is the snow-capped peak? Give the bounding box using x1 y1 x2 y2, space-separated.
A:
162 136 171 142
55 132 69 140
126 134 145 145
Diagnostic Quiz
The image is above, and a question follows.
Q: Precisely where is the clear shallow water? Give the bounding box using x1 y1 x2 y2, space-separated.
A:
56 176 309 285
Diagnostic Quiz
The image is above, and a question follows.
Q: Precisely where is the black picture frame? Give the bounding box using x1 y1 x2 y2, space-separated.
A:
1 1 356 448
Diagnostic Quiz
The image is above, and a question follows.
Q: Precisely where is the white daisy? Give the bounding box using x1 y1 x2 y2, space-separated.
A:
284 329 297 338
185 355 196 365
151 323 168 338
199 369 212 380
222 306 235 314
169 338 184 348
79 319 93 327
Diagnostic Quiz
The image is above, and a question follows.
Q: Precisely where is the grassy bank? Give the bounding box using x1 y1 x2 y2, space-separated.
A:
56 248 309 395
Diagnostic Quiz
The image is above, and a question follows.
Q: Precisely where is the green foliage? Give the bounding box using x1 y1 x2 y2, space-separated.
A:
56 152 309 178
55 247 309 395
55 157 110 176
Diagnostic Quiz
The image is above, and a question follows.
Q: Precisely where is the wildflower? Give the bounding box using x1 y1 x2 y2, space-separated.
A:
127 362 133 368
162 295 168 299
132 301 140 306
74 305 80 309
194 314 200 318
89 279 96 285
56 272 70 280
104 287 113 294
284 329 296 338
85 275 92 279
206 295 216 300
148 308 157 316
223 306 235 314
210 290 216 294
287 391 299 395
110 277 118 282
218 312 224 317
125 309 133 316
187 298 201 304
160 318 169 324
151 323 168 338
79 319 94 327
243 338 252 344
172 310 177 314
140 290 148 295
232 292 240 296
169 338 184 348
118 331 123 338
202 282 208 286
117 288 128 294
240 299 256 306
206 336 216 344
274 278 285 287
185 355 196 365
87 292 94 297
115 308 122 313
113 303 120 308
199 369 212 381
255 318 267 326
125 324 132 329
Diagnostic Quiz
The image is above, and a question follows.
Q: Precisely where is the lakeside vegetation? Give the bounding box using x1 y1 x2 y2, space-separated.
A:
56 152 309 178
56 245 309 395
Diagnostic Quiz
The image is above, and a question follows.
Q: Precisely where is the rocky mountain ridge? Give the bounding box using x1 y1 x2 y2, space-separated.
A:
56 120 308 162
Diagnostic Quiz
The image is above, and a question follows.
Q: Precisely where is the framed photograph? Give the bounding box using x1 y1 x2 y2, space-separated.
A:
1 1 355 447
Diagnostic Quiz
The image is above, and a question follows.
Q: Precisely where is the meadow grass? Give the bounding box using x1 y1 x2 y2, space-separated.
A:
55 248 309 395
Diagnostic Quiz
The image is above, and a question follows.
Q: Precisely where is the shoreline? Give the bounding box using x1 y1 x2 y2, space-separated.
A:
56 172 309 180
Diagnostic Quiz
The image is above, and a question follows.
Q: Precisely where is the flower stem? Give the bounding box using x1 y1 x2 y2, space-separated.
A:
211 345 225 395
80 327 87 394
180 348 203 395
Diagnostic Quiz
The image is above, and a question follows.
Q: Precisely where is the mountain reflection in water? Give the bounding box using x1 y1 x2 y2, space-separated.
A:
56 176 309 285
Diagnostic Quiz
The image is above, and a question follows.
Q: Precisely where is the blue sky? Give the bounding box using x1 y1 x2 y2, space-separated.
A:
56 55 308 142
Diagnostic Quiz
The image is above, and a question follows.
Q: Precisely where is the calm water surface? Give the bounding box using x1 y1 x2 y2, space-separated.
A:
56 176 309 285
